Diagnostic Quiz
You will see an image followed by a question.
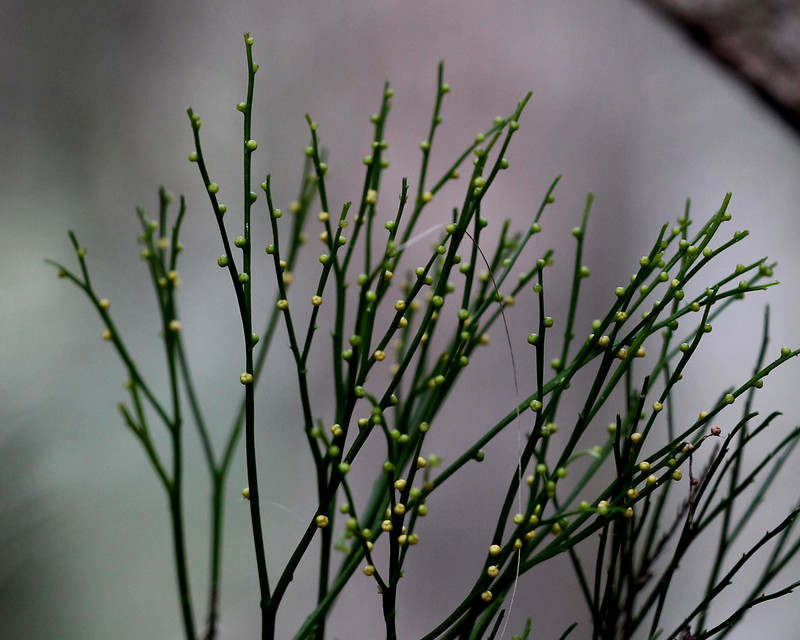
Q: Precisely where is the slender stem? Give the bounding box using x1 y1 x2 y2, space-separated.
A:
239 35 271 638
203 472 225 640
170 485 197 640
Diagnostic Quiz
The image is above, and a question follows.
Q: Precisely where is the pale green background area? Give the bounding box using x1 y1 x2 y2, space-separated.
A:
3 0 800 638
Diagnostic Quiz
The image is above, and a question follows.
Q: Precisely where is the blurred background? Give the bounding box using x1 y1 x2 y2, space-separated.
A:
3 0 800 638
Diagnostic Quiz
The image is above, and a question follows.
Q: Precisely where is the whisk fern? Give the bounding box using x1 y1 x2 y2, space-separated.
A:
48 33 800 640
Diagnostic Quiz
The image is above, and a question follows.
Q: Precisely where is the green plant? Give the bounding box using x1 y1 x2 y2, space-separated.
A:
48 34 800 640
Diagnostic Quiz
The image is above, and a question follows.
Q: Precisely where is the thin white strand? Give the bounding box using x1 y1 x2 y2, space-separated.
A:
394 224 443 252
465 231 523 639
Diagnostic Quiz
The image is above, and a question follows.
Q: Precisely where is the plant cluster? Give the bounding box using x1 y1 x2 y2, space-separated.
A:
48 34 800 640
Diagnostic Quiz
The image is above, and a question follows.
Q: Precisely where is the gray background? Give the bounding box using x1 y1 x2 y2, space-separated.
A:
3 0 800 638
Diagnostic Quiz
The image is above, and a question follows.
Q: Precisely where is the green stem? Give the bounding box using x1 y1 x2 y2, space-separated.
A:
170 483 197 640
240 34 271 639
